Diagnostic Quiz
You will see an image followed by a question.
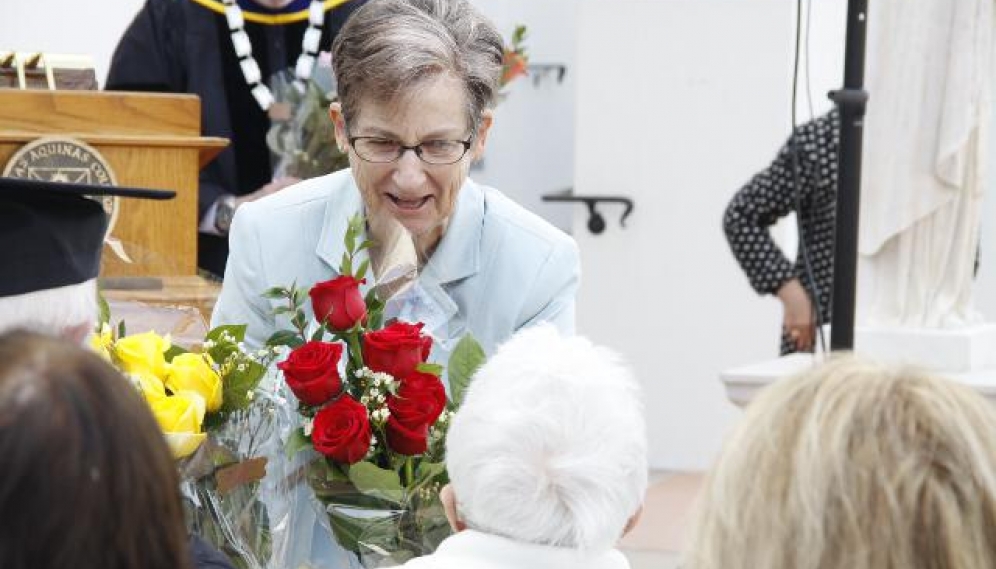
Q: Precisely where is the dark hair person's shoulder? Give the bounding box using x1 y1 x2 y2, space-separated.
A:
188 535 237 569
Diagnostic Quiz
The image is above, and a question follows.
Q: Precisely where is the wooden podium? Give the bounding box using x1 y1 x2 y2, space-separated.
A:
0 89 228 277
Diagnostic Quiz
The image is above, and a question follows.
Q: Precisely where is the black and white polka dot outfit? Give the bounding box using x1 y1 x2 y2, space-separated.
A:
723 111 839 355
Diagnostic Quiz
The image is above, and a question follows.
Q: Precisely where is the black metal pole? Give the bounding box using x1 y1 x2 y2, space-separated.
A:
829 0 869 351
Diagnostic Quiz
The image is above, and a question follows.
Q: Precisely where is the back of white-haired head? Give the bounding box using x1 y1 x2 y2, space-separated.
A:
446 325 648 551
0 279 97 342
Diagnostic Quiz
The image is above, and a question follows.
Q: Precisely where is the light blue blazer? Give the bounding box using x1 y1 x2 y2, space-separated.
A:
211 169 580 363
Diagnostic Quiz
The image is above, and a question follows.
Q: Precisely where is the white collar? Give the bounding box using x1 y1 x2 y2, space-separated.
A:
419 530 632 569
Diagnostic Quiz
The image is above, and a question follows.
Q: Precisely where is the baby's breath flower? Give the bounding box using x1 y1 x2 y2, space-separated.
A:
303 418 314 437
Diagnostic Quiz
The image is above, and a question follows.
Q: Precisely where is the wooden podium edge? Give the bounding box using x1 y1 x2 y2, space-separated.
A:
0 132 228 167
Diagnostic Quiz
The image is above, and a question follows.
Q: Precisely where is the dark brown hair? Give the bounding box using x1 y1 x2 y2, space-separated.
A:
0 331 191 569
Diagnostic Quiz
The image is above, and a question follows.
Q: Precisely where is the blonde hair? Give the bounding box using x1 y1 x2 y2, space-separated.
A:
685 354 996 569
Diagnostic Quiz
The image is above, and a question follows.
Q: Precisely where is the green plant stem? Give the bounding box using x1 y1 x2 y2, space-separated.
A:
346 331 364 371
404 457 414 488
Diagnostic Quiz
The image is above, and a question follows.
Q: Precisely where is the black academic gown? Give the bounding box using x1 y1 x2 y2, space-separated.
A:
105 0 365 276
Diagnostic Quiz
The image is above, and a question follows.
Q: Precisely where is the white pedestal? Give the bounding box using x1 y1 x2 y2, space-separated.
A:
855 324 996 372
720 326 996 407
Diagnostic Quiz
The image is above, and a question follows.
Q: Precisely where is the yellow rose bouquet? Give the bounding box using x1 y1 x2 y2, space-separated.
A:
92 321 280 569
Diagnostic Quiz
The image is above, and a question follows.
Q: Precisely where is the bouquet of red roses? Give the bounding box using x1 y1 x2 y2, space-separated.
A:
264 215 485 567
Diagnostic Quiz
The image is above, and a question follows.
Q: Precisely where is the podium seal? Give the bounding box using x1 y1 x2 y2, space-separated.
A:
3 136 120 235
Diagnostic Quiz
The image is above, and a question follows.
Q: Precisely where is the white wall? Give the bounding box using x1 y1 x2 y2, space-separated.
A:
3 0 144 85
7 0 996 471
573 0 847 470
470 0 578 232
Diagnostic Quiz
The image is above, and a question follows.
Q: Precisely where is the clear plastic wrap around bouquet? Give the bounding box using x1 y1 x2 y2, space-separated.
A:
265 215 486 567
177 389 282 569
306 459 452 567
266 66 349 181
91 317 280 569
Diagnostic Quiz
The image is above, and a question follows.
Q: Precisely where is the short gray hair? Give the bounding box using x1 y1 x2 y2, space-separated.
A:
331 0 504 132
0 279 97 339
446 325 648 551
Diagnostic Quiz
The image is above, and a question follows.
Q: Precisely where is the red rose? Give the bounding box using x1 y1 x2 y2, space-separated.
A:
362 322 432 379
311 396 371 464
385 417 431 456
277 341 344 406
385 370 447 456
310 276 367 331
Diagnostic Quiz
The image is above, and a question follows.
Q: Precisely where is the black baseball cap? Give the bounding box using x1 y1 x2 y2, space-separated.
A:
0 176 175 297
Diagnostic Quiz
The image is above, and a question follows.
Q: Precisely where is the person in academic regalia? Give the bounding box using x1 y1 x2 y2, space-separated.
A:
0 177 174 341
105 0 368 277
0 176 237 569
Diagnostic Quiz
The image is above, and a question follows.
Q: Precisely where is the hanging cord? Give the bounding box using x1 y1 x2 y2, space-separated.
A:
789 0 828 353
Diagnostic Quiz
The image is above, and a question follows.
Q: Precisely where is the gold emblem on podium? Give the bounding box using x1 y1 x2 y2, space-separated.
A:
3 137 120 235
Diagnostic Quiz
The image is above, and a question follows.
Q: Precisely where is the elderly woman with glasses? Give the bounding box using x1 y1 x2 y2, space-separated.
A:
212 0 580 362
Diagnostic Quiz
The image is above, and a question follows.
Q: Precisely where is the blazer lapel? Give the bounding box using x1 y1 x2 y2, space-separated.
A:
415 180 484 340
313 177 484 343
314 176 372 294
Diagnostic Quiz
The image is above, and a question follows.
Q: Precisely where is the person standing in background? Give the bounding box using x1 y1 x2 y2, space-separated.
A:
723 111 839 354
106 0 367 277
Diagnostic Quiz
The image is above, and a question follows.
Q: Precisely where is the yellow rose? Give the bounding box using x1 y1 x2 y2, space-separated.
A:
115 331 171 378
132 371 167 401
89 323 114 361
166 353 223 412
150 391 207 459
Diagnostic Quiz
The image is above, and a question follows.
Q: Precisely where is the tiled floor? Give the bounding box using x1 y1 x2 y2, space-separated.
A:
619 471 704 569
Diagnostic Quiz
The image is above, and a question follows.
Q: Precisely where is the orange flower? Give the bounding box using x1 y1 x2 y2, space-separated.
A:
501 51 528 86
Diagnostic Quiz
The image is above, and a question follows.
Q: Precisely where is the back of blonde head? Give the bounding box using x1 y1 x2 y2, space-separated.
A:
686 355 996 569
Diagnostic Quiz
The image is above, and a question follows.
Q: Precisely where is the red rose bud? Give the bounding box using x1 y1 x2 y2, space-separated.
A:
384 370 446 456
312 396 372 464
385 416 430 456
310 276 367 331
277 341 344 406
362 322 433 379
389 370 447 428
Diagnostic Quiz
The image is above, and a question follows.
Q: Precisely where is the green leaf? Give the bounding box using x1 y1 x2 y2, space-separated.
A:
267 330 304 349
411 460 448 490
96 288 110 328
221 360 267 412
163 344 188 363
205 324 249 363
311 325 327 342
207 324 248 345
356 239 376 252
286 427 312 459
348 461 405 504
262 286 289 300
447 334 486 407
416 362 444 377
117 320 127 339
341 252 353 277
345 225 357 256
355 259 370 282
271 306 297 316
291 311 308 331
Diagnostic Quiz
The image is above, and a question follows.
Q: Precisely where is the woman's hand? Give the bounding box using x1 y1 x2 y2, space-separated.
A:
777 278 814 351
